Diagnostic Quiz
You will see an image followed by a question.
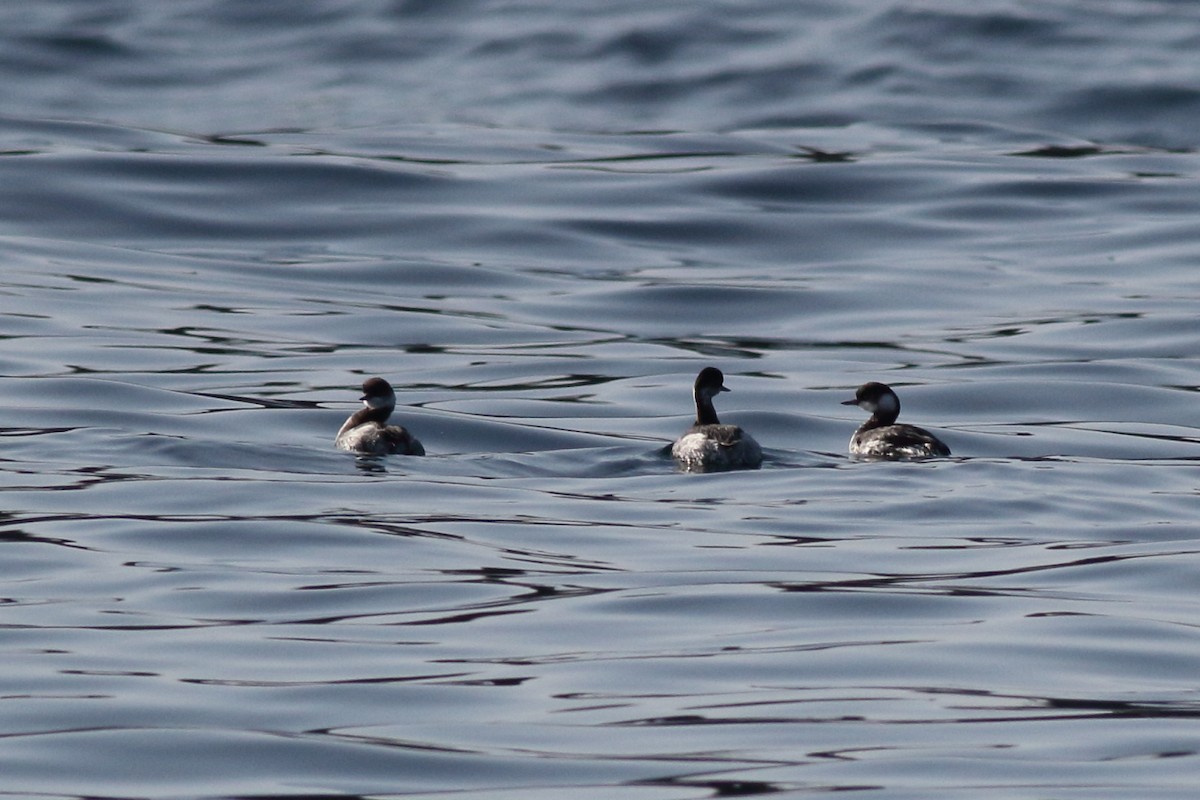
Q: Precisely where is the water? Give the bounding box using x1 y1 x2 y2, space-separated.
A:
3 1 1200 798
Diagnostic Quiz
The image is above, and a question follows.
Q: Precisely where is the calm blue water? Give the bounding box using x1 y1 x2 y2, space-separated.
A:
3 2 1200 798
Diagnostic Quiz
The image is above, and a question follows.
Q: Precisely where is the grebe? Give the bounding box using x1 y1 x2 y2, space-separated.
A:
841 381 949 459
335 377 425 456
671 367 762 471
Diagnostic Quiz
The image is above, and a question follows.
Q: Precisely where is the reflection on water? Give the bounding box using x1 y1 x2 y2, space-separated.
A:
5 0 1200 796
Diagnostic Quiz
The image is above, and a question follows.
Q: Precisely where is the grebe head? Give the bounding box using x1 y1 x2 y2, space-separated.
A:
841 381 898 417
694 366 730 402
359 377 397 411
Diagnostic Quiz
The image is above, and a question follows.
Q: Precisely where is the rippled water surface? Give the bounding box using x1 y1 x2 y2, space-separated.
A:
3 2 1200 798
